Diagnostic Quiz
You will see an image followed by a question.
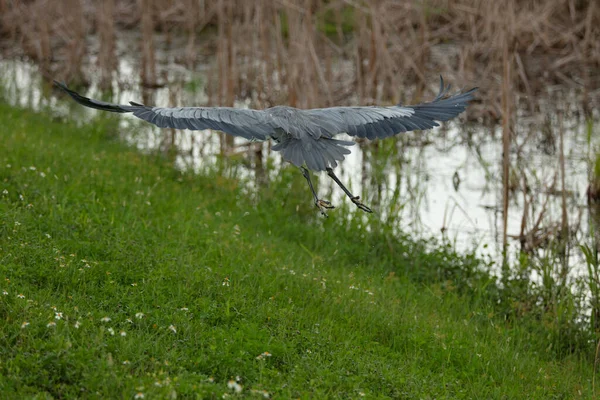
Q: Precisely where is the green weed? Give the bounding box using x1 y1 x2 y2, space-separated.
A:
0 104 594 398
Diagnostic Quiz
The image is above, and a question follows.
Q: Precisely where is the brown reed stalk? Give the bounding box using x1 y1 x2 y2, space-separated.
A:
501 0 514 263
97 0 116 90
257 0 271 106
36 0 52 79
366 4 379 103
558 111 569 279
61 0 86 84
167 86 177 155
518 173 529 251
273 4 286 104
354 8 367 104
213 0 238 153
415 1 429 102
305 0 333 106
184 0 198 68
140 0 157 87
581 0 595 116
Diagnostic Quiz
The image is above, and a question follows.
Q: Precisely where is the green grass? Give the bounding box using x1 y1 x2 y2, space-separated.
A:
0 103 594 398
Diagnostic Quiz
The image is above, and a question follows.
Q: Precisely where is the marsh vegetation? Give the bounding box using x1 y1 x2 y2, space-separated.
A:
0 0 599 397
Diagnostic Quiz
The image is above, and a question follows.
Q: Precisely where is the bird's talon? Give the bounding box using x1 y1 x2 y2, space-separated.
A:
315 199 335 217
359 204 373 213
351 198 373 213
317 199 335 209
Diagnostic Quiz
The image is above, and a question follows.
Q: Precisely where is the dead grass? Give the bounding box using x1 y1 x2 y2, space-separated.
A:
0 0 598 115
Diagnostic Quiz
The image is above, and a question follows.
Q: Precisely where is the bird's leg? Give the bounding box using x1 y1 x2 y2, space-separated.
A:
326 168 373 213
300 166 334 216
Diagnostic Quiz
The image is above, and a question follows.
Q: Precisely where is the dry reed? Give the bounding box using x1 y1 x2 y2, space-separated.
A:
0 0 596 114
140 0 157 87
97 0 117 90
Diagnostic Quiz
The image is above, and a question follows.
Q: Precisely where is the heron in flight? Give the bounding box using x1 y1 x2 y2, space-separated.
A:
54 78 476 216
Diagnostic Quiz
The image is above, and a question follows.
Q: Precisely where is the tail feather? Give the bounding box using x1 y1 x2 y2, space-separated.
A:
273 137 354 171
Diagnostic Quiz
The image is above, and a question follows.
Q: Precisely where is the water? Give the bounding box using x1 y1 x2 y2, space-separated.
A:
0 53 597 277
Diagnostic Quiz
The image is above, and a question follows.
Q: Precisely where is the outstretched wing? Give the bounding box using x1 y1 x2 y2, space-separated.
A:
53 81 275 141
303 77 477 140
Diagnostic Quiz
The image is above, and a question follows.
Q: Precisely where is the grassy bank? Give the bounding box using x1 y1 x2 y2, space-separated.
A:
0 103 593 398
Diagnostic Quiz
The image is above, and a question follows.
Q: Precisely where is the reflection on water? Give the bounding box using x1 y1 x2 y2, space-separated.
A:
1 57 598 276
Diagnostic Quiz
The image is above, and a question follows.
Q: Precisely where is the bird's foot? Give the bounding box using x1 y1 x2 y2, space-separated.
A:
315 199 335 217
351 196 373 213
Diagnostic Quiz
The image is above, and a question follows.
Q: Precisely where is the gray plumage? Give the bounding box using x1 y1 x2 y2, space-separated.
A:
54 78 476 171
54 77 476 215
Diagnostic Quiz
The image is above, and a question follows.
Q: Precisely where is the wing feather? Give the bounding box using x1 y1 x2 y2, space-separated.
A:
303 77 476 140
55 76 476 163
53 81 275 141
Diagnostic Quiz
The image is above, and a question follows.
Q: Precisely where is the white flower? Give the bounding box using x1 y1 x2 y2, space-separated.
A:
222 277 230 287
100 316 111 322
126 318 133 324
74 321 81 329
135 312 145 319
120 331 127 337
54 312 63 320
168 325 177 333
251 390 270 398
17 293 25 299
21 321 30 329
2 290 7 295
47 321 56 328
123 360 131 365
227 380 243 393
40 172 46 178
107 327 115 335
256 352 272 360
134 393 145 399
2 189 8 195
180 307 189 311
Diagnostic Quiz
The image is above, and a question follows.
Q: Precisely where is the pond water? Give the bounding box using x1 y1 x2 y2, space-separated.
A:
1 47 598 277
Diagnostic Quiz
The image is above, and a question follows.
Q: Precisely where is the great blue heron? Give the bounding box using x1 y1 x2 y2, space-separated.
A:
54 77 476 216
